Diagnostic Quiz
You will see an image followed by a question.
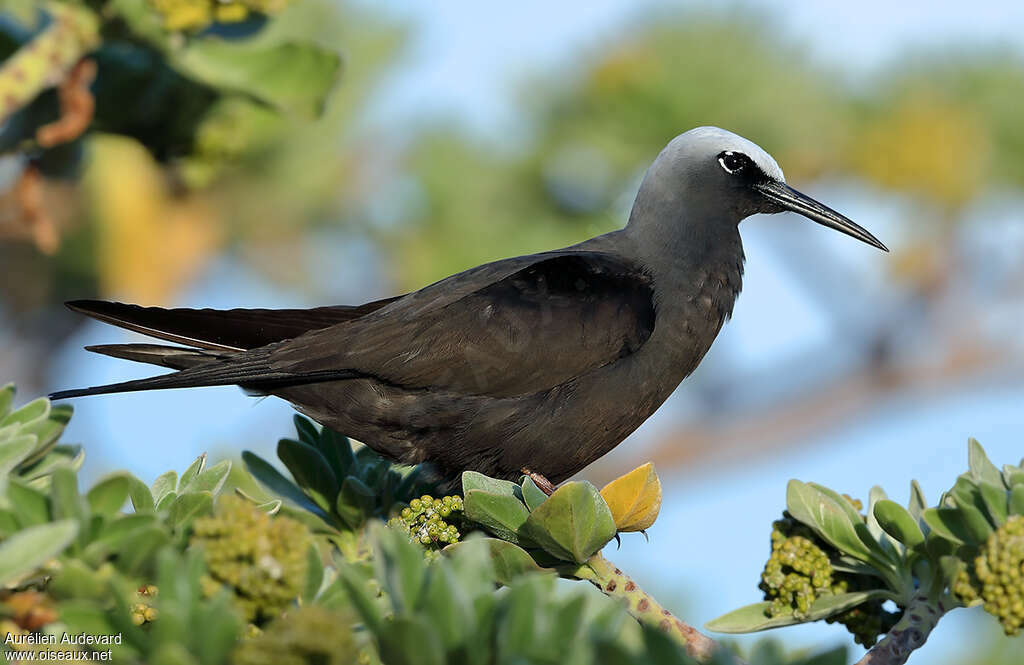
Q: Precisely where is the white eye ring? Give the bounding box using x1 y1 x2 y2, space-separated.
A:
718 151 745 174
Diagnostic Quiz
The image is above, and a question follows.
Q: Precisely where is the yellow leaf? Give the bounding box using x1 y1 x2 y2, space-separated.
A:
599 463 662 532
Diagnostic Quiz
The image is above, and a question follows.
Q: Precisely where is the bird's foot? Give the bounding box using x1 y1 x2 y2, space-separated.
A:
521 468 557 496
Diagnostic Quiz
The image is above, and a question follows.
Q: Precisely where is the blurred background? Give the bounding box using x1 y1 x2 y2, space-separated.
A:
1 0 1023 662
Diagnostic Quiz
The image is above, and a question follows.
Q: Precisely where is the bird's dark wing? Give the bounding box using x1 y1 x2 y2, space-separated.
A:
271 251 656 396
52 252 655 399
65 297 402 351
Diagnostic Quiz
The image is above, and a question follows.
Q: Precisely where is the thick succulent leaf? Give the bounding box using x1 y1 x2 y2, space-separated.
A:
521 481 616 564
0 434 36 495
922 507 970 545
706 590 891 633
50 466 86 530
958 503 994 543
978 480 1008 525
417 560 474 650
0 384 13 419
371 523 426 614
464 489 532 544
908 480 928 522
0 396 48 428
6 478 49 526
166 490 214 529
177 453 206 492
302 542 324 603
786 481 873 563
520 477 549 512
21 444 85 488
86 472 134 515
462 471 522 498
336 475 376 529
0 519 78 586
172 39 341 117
318 427 356 481
1004 466 1024 489
17 404 72 468
81 514 157 564
115 526 170 575
599 462 662 532
337 564 384 632
968 438 1003 487
444 538 548 586
873 499 925 549
378 615 446 665
150 470 177 506
1011 485 1024 516
242 450 325 517
293 414 319 447
178 459 231 496
277 438 339 512
865 486 901 555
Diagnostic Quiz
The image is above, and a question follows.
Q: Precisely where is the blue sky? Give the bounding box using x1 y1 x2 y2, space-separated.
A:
46 1 1024 661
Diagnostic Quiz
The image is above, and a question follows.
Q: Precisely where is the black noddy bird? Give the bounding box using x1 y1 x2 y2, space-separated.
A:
52 127 887 492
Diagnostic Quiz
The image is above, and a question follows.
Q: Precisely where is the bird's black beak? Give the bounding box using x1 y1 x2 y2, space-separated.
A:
754 180 888 252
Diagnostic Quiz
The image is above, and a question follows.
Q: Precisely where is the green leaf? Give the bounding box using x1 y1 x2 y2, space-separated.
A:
51 466 86 528
874 499 925 549
922 507 969 545
166 491 213 529
463 489 532 544
958 503 994 544
17 404 72 468
521 477 549 512
178 453 207 492
126 475 155 513
378 615 445 665
179 459 231 496
706 590 890 633
318 427 356 480
0 396 48 428
151 470 177 506
86 472 134 515
337 564 383 633
242 450 326 517
521 481 616 564
908 480 928 521
444 538 547 586
6 478 49 526
0 384 13 419
978 480 1008 525
968 438 1003 487
293 415 319 446
172 39 341 117
277 438 339 512
786 481 872 562
115 526 170 575
302 543 324 603
417 562 472 650
372 523 427 613
336 475 376 529
0 519 78 586
1010 485 1024 516
0 434 36 495
462 470 522 498
82 514 156 557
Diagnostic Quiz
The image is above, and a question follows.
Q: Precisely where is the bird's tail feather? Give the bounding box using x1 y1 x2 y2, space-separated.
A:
49 352 358 400
85 344 229 370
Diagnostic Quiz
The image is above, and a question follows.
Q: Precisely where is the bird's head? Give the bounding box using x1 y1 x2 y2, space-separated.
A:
632 127 887 252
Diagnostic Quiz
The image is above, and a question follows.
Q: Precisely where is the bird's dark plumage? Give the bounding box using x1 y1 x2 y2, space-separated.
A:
53 127 886 485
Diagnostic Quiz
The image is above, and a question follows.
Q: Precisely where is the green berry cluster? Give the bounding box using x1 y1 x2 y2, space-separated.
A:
954 514 1024 635
130 585 159 626
231 606 357 665
148 0 292 32
391 495 464 549
760 517 835 619
760 511 901 647
191 495 311 624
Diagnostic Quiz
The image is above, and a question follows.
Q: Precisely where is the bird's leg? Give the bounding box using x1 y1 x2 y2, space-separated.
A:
521 468 557 496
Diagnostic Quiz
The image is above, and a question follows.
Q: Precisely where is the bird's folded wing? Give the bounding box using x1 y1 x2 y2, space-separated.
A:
268 251 657 397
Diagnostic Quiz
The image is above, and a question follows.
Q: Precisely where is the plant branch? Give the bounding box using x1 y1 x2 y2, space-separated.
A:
572 553 746 665
854 593 947 665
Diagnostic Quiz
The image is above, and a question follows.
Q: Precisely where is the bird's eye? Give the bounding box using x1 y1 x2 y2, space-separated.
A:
718 151 747 175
